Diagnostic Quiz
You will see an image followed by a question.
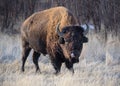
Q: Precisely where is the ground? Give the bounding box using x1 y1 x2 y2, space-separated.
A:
0 32 120 86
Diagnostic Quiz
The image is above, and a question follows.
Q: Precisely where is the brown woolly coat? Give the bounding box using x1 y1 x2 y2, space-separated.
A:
21 6 79 58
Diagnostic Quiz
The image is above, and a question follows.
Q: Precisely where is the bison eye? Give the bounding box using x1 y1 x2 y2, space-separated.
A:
59 37 65 44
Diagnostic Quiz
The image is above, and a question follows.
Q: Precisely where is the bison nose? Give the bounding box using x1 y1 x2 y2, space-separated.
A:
70 52 79 63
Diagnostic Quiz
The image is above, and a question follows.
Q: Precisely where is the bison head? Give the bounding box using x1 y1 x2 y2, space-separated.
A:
56 24 88 63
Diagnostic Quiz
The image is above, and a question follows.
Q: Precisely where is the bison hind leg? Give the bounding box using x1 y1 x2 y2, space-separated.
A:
21 41 31 72
32 51 41 73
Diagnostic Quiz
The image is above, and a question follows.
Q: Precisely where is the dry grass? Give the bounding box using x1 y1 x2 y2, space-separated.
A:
0 32 120 86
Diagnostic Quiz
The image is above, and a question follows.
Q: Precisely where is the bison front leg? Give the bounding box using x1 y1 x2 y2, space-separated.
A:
32 51 41 73
51 58 62 75
65 60 74 74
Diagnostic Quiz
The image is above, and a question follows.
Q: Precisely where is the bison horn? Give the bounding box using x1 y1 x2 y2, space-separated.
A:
81 24 89 35
56 23 64 37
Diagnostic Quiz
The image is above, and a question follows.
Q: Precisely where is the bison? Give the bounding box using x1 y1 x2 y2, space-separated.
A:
21 6 88 74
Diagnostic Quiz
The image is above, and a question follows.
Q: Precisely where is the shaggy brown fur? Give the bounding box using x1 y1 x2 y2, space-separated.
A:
21 6 81 74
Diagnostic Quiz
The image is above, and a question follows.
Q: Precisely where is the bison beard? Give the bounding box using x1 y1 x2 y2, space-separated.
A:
20 6 88 74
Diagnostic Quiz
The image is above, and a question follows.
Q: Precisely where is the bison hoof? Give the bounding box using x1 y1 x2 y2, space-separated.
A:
54 70 60 75
21 68 25 72
36 69 41 74
69 68 74 74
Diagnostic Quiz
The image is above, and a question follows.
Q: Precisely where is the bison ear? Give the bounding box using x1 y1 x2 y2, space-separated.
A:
59 37 65 44
82 36 88 43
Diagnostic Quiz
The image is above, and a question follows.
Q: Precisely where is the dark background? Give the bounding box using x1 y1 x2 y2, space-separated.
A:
0 0 120 38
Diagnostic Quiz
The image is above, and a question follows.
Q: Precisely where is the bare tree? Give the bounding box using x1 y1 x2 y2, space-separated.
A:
0 0 120 36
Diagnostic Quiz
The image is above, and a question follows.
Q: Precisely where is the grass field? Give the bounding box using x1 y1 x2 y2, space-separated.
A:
0 32 120 86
